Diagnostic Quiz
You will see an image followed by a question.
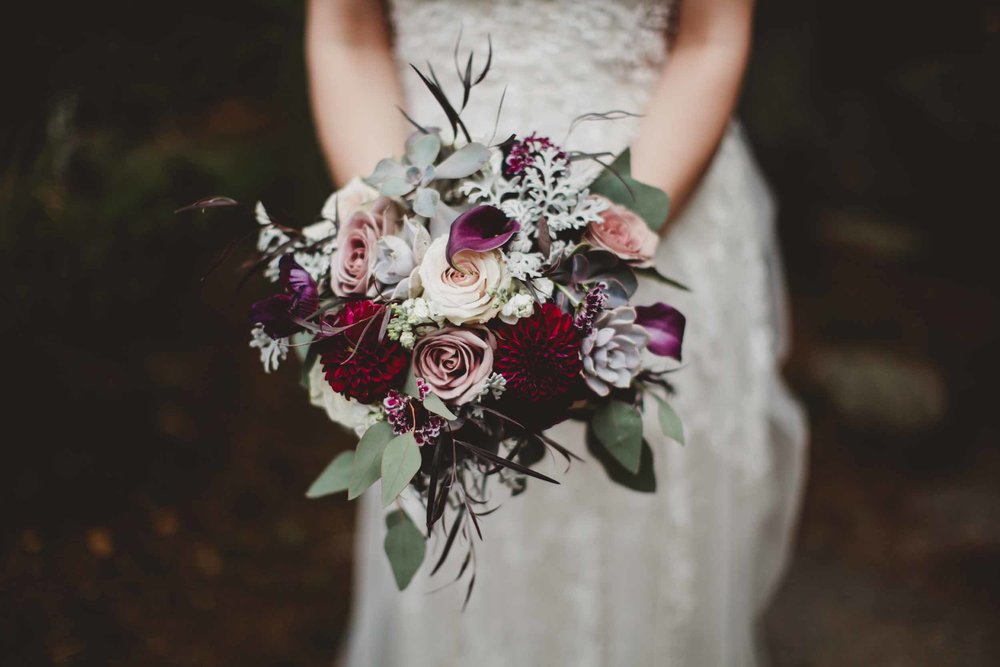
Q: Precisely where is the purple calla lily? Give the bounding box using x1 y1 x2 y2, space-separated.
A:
635 302 686 361
250 255 319 338
445 204 520 266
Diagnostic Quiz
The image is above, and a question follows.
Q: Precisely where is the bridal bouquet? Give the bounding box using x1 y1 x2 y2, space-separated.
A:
199 49 687 600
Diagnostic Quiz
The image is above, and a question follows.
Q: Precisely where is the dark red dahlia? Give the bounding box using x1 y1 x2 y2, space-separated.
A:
317 300 407 404
493 302 582 405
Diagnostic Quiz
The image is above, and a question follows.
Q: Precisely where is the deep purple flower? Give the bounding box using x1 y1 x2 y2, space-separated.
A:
445 204 520 267
250 255 319 338
635 303 686 361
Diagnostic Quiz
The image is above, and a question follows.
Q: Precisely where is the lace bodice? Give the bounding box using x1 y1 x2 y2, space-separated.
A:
344 3 808 665
389 0 677 157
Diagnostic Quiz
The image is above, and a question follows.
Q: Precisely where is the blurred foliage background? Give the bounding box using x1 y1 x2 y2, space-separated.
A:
2 1 998 665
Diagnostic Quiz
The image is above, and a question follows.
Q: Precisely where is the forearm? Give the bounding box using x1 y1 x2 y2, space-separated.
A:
630 0 753 227
306 0 407 185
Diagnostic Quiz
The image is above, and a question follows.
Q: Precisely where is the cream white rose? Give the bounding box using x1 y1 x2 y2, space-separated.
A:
417 237 511 325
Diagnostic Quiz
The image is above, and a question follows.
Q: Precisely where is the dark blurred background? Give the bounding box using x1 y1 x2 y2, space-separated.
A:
2 1 998 665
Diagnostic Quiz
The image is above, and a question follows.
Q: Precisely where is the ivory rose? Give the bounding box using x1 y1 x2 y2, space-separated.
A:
330 195 400 296
584 196 659 267
413 327 494 405
417 237 511 325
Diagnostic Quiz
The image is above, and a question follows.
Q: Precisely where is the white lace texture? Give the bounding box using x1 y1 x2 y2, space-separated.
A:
343 2 808 666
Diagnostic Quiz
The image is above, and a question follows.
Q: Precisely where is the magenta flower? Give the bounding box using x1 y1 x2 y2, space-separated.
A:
635 303 686 361
250 255 319 338
445 204 520 268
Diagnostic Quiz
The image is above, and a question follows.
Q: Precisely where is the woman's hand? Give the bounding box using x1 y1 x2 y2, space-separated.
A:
630 0 755 230
306 0 408 185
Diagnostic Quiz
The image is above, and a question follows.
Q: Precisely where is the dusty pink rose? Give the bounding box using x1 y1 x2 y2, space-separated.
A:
584 196 659 267
412 327 494 405
331 196 400 296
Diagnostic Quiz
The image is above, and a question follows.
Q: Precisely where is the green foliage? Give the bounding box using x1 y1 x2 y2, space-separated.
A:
401 364 421 397
380 432 421 507
591 399 644 474
652 394 685 446
305 451 353 498
383 509 425 590
423 393 457 420
348 422 395 500
589 149 670 232
586 427 657 493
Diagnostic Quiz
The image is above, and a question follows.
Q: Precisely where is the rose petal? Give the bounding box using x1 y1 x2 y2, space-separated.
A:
635 303 686 361
445 205 520 267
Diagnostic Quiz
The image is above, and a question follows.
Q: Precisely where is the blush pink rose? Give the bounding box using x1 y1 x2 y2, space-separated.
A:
584 196 659 268
331 196 400 296
412 327 494 405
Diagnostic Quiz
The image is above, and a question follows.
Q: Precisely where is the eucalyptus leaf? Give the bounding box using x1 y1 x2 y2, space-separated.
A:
413 187 441 218
653 393 685 445
348 421 395 500
383 509 425 590
433 142 491 179
592 400 644 474
586 427 657 493
402 364 421 397
589 149 670 232
305 451 354 498
406 132 441 169
423 393 457 420
381 432 422 507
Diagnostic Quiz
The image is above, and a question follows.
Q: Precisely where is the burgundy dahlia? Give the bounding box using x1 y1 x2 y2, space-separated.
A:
318 300 407 404
493 302 582 405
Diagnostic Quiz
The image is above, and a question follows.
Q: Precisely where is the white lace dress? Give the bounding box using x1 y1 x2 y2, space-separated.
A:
342 1 808 665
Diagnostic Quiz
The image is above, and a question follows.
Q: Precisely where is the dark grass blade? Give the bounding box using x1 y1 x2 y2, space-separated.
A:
460 50 474 110
462 574 476 611
463 494 483 540
430 504 466 576
473 35 492 85
425 438 444 531
409 64 471 143
174 196 240 213
455 440 559 484
584 154 636 201
488 87 508 146
397 106 430 134
567 150 615 163
567 109 642 138
457 548 472 581
536 432 584 463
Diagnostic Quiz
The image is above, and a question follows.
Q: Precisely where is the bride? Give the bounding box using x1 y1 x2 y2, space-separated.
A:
305 1 807 665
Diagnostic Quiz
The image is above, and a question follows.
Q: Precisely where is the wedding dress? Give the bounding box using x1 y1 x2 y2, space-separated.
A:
341 1 808 665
